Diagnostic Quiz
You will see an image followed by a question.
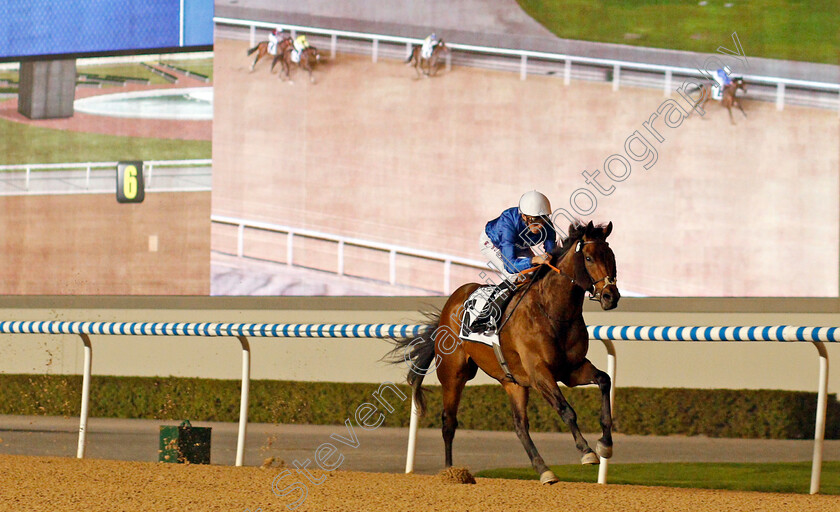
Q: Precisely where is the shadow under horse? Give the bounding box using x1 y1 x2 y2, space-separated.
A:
387 221 620 484
689 78 747 125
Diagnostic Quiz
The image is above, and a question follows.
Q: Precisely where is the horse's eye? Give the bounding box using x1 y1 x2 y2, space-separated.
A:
585 257 592 262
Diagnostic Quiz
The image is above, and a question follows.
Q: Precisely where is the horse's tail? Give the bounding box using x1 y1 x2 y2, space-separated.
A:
247 43 261 56
405 46 417 64
383 310 440 417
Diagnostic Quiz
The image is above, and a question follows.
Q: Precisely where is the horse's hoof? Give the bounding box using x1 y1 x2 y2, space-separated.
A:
596 441 613 459
539 470 559 485
581 452 600 465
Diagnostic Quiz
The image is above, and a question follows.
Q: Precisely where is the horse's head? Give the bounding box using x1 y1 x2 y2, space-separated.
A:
562 221 620 310
733 77 746 93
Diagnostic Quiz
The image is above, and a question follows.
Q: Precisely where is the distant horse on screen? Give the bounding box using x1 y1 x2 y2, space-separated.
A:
246 38 292 72
275 46 321 83
387 221 620 484
406 41 450 78
688 78 747 125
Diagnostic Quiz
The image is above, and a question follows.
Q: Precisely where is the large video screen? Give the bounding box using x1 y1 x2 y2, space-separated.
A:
1 0 213 61
209 2 839 298
1 1 838 297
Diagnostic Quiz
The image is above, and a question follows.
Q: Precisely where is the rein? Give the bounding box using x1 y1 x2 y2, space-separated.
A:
544 240 617 301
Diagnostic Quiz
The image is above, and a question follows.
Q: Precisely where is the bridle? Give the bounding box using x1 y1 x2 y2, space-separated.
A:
543 239 617 302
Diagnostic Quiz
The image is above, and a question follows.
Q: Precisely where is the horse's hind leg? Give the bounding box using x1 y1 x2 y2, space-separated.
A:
501 381 558 484
565 360 613 459
533 365 598 464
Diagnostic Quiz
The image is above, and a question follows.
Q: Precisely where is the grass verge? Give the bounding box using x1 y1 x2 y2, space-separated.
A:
517 0 839 64
477 461 840 494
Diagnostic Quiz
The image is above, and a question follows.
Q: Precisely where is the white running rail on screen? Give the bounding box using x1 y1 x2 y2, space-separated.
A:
1 321 835 494
0 159 212 194
214 17 840 112
211 214 489 295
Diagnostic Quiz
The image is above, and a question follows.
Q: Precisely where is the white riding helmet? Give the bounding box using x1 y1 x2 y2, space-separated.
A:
519 190 551 217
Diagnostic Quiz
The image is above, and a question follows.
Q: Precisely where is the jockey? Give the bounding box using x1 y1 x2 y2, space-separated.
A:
712 66 732 101
293 34 310 53
468 190 557 334
421 32 438 59
268 27 283 55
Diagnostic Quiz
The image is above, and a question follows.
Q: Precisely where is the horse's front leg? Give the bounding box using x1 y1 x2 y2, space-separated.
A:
565 359 613 459
501 381 558 484
728 105 736 125
532 364 598 465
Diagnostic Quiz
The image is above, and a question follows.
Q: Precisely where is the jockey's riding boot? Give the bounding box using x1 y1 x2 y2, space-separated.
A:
468 284 513 335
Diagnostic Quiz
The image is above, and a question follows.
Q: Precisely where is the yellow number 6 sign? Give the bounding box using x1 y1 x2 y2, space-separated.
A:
116 161 145 203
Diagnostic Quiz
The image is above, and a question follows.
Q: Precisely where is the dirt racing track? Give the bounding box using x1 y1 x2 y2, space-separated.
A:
212 38 838 297
3 453 838 511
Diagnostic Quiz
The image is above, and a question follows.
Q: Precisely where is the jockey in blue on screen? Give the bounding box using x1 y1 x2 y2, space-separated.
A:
469 190 557 334
712 65 732 101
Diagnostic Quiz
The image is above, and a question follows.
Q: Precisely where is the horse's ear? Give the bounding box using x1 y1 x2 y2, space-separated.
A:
586 220 595 234
604 221 613 238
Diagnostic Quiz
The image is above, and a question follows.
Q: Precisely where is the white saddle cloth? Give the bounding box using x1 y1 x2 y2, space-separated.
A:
459 286 500 347
267 41 278 56
291 49 301 63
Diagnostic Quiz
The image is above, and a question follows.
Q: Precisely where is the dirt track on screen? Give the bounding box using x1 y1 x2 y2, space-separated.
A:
3 454 837 511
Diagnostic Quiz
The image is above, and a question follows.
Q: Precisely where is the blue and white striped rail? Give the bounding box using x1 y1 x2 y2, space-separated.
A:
0 320 424 468
589 325 840 342
4 321 835 494
0 321 423 339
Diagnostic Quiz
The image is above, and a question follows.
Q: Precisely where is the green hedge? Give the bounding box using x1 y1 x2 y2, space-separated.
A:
1 374 837 439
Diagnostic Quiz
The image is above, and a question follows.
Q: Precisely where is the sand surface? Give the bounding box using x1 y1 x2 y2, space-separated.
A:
2 453 838 512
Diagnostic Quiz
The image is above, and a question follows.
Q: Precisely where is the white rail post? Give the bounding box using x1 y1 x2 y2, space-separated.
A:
443 260 452 295
337 240 345 275
85 165 91 189
810 341 829 494
612 64 620 91
372 39 379 63
389 249 397 285
520 55 527 81
290 29 296 40
25 166 30 191
405 42 412 59
146 163 154 189
664 69 672 96
77 333 93 458
598 337 616 484
249 25 255 47
776 83 785 111
236 336 251 467
237 223 244 257
330 34 337 59
287 232 294 266
405 396 420 473
445 50 451 72
564 59 571 85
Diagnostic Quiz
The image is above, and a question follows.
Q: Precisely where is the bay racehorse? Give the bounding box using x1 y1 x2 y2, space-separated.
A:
406 41 450 77
246 38 292 72
387 221 619 484
689 78 747 124
275 46 321 83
